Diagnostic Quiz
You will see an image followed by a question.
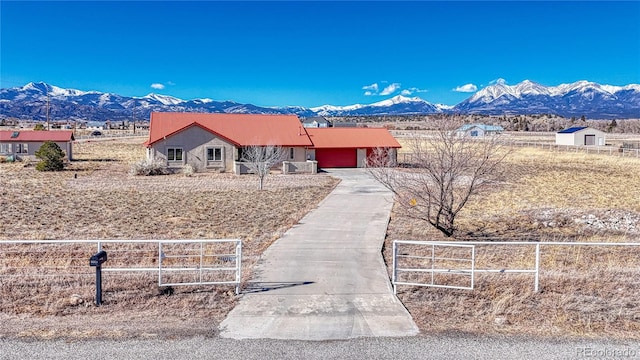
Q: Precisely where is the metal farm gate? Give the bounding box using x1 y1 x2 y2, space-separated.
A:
0 239 242 294
392 240 476 293
158 239 242 293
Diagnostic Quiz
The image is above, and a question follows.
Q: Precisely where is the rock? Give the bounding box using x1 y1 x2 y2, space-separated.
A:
494 316 510 326
69 294 84 306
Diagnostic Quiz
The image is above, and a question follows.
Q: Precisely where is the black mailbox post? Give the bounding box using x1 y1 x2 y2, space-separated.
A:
89 250 108 306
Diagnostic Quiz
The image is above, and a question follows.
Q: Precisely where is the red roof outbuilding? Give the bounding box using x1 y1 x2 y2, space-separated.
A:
0 130 75 142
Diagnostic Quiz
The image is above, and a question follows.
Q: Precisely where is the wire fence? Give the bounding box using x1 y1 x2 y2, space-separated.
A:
510 141 640 157
74 131 149 141
399 141 640 163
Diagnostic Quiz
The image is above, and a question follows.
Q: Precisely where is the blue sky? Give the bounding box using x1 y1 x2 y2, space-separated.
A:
1 1 639 107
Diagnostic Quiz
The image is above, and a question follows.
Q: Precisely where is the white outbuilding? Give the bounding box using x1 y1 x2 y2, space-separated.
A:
455 124 504 137
555 126 606 146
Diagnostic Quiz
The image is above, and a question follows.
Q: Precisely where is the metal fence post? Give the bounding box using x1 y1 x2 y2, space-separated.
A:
235 240 242 295
471 245 476 290
392 241 398 295
158 242 163 286
534 243 540 292
199 242 204 283
431 244 435 286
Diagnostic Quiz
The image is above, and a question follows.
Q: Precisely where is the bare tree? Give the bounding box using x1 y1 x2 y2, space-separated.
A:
367 128 510 237
240 145 287 190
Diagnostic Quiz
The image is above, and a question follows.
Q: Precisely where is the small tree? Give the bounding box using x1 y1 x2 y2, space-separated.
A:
367 127 510 237
33 123 46 131
607 119 617 133
35 141 65 171
240 145 287 190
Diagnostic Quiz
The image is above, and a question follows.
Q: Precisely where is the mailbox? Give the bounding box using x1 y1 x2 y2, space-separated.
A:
90 251 107 267
89 250 108 306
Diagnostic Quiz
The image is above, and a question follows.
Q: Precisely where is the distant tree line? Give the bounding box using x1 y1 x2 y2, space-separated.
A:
328 114 640 134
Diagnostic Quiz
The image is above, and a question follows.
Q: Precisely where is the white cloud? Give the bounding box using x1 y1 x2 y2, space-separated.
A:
166 81 175 86
401 87 428 95
380 83 401 96
453 83 478 93
362 83 379 92
489 78 507 85
364 91 374 96
151 83 165 90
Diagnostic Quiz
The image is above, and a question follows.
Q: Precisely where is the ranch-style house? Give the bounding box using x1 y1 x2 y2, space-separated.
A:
144 112 401 173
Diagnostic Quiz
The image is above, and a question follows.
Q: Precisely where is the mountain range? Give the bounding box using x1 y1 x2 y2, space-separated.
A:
0 80 638 121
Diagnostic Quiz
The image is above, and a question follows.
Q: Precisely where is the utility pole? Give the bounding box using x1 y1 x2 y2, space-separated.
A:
46 87 50 130
132 102 136 134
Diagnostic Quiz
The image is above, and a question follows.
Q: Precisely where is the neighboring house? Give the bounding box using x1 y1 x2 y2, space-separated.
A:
556 126 606 146
455 124 504 137
144 112 313 173
145 112 403 172
301 116 332 128
306 128 401 168
0 130 74 160
332 122 358 128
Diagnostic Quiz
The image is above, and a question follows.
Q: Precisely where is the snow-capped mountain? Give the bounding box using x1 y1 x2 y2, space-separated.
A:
1 80 638 121
454 80 640 119
311 95 443 116
0 83 442 120
0 82 317 121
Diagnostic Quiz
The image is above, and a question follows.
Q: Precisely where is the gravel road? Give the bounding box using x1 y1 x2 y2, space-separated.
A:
2 335 638 360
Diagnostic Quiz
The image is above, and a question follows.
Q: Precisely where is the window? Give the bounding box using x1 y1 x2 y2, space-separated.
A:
207 147 223 162
16 143 28 154
0 143 12 154
289 147 295 160
167 147 183 161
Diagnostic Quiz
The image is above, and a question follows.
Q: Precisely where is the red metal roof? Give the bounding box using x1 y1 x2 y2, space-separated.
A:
145 112 313 147
306 128 401 149
0 130 74 142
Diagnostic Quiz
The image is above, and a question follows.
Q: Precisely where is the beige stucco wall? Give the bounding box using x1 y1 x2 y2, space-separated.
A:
305 148 316 161
149 126 235 172
148 127 311 173
290 147 307 162
0 141 72 160
282 160 317 174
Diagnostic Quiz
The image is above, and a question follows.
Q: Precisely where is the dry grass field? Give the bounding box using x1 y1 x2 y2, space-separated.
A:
0 137 338 339
387 137 640 339
1 133 639 340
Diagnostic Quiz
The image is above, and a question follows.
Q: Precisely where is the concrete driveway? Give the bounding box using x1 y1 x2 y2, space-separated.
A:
219 169 418 340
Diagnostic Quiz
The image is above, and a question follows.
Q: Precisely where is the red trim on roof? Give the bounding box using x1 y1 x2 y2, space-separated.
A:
145 112 313 147
0 130 74 142
307 128 401 149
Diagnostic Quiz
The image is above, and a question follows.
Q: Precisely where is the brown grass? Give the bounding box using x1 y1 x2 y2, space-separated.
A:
0 137 338 339
386 141 640 339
